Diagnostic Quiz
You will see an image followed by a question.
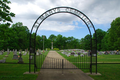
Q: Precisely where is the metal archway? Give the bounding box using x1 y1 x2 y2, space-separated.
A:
29 7 97 73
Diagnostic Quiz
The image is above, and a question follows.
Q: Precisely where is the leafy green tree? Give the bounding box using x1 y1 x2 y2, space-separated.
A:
48 34 56 41
11 22 30 50
79 38 85 49
101 32 109 51
0 0 15 24
66 36 75 49
0 24 10 50
84 34 91 50
93 29 106 51
55 34 63 49
36 35 42 50
108 17 120 50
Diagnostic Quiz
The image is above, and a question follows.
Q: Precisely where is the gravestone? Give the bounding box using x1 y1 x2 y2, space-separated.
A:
83 52 87 55
63 51 65 54
88 50 91 56
64 52 67 55
109 51 114 55
14 49 17 54
38 49 42 55
18 52 24 63
13 49 14 52
116 51 120 55
6 49 10 55
77 52 81 55
80 54 84 57
99 52 103 55
71 51 75 55
66 54 70 57
12 50 18 59
104 51 109 55
74 54 78 57
68 53 70 55
76 52 78 54
29 56 33 60
0 51 3 55
23 52 26 55
0 58 6 63
4 49 10 57
93 54 96 56
36 50 39 55
81 50 85 53
19 50 21 54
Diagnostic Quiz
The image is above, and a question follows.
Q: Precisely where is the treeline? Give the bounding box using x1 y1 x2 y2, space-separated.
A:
0 17 120 51
0 0 120 51
0 22 81 50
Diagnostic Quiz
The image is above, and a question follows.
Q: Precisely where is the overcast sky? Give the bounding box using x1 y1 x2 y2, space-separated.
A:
9 0 120 39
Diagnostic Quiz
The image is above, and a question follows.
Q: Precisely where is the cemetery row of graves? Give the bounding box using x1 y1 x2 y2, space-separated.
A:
0 49 43 63
0 49 120 63
58 49 120 63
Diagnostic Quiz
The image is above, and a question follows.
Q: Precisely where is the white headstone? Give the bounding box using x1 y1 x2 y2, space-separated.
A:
80 54 84 57
74 54 78 57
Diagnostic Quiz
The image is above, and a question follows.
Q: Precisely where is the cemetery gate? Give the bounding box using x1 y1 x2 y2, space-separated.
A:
29 7 97 73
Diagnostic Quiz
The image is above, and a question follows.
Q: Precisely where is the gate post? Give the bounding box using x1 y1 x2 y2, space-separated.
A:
62 59 63 69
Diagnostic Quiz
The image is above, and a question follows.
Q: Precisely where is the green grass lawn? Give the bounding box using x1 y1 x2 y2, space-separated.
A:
1 50 120 80
58 51 120 80
90 64 120 80
0 51 49 80
97 54 120 63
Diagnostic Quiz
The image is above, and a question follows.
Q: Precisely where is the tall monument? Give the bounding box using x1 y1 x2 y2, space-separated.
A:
51 42 53 50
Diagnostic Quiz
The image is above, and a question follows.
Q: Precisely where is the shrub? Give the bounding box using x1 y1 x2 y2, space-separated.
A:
46 48 50 51
53 48 59 51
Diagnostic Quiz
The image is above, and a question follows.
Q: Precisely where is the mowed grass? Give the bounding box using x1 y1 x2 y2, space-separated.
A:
58 51 120 80
97 54 120 63
90 64 120 80
0 51 49 80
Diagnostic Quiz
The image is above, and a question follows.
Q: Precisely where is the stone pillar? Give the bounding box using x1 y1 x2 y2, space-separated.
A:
51 42 53 50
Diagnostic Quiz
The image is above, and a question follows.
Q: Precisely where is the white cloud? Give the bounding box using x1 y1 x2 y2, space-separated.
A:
39 20 83 32
9 0 120 32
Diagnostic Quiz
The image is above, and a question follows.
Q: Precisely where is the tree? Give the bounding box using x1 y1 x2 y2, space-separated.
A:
0 24 10 50
108 17 120 50
48 34 56 41
0 0 15 24
101 32 109 51
84 34 91 50
11 22 30 50
79 38 85 49
66 36 75 49
93 29 106 51
56 34 63 49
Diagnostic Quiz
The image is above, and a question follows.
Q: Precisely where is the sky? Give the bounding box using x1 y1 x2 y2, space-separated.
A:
9 0 120 39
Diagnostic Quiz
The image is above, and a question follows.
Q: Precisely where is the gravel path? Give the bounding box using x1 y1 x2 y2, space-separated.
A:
36 51 94 80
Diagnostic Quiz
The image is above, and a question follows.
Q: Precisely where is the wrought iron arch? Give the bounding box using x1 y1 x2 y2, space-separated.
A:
29 7 97 74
